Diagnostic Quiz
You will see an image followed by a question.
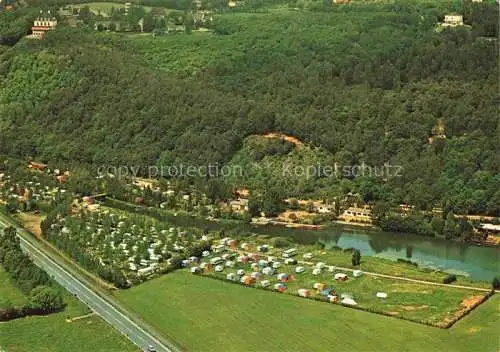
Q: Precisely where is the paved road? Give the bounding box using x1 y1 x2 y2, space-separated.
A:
0 218 180 352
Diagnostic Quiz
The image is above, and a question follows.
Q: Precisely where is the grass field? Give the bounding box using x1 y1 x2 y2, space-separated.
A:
116 270 500 352
0 266 27 308
0 281 136 352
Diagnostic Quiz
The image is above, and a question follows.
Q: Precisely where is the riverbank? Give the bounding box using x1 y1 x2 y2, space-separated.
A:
101 197 499 282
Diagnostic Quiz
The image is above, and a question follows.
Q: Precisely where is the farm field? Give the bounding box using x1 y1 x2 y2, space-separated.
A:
72 2 153 15
0 266 27 308
116 270 500 352
0 291 136 352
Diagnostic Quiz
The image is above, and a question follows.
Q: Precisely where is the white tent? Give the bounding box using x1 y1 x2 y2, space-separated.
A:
262 267 274 275
376 292 388 298
312 268 322 275
295 266 305 273
353 270 363 277
260 280 270 288
341 297 358 306
251 271 262 279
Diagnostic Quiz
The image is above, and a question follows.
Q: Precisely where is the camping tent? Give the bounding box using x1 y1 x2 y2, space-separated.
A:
260 280 270 288
341 297 357 306
334 273 348 281
277 273 290 282
329 295 338 303
295 266 305 273
237 255 249 263
190 266 201 274
353 270 363 277
376 292 388 298
313 282 326 290
262 267 274 275
237 269 245 276
312 268 321 275
251 272 262 279
241 275 255 285
320 288 335 296
274 283 287 292
226 273 237 281
298 289 310 297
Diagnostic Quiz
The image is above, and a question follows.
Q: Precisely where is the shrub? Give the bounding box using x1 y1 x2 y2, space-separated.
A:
443 274 457 284
271 237 292 248
396 258 419 267
492 276 500 290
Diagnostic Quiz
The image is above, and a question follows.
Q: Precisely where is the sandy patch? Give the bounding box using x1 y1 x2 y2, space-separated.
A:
399 305 429 311
17 212 44 238
278 210 313 222
385 311 400 316
263 133 304 148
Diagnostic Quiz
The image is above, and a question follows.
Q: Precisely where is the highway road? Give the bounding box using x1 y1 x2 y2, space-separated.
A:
0 218 180 352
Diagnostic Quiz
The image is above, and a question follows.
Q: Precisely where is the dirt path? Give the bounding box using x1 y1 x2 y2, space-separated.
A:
66 312 95 322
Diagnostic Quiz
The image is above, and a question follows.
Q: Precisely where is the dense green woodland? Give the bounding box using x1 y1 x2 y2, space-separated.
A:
0 1 499 215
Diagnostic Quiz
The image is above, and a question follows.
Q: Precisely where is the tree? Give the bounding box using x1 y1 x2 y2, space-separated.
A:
247 196 261 217
351 249 361 266
430 215 445 235
306 201 315 213
142 13 155 32
262 187 283 217
184 13 194 34
78 6 94 25
288 198 299 210
492 276 500 290
29 286 64 312
443 213 460 239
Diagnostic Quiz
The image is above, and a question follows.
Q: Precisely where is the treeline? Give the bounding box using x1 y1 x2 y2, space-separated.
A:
0 226 65 321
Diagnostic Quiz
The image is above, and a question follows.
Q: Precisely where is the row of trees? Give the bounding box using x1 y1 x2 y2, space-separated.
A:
0 227 64 318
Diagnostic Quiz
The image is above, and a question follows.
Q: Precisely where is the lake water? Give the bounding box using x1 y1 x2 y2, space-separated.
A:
152 212 499 282
251 225 500 282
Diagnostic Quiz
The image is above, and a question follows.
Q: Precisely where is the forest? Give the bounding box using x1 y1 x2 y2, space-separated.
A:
0 0 498 216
